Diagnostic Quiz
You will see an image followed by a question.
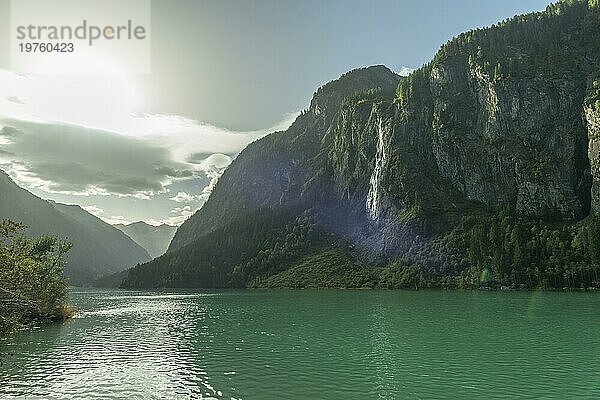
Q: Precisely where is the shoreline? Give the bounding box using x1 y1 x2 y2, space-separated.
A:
95 285 600 293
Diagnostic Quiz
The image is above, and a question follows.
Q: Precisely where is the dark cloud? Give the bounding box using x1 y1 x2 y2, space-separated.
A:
102 177 166 195
1 126 23 136
0 119 195 197
154 166 194 178
23 160 111 191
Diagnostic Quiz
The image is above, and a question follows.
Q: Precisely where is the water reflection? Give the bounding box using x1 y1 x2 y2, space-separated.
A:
1 289 600 399
1 290 223 399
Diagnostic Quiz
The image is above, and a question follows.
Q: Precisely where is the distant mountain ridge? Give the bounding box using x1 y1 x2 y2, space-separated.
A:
114 221 176 259
0 170 151 285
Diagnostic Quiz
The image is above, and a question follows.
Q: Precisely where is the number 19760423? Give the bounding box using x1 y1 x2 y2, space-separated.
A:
19 42 74 52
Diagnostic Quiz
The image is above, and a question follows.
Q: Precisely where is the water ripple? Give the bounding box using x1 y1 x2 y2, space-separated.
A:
1 289 600 399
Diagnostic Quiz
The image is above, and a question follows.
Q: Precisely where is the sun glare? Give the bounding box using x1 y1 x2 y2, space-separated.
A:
1 56 141 132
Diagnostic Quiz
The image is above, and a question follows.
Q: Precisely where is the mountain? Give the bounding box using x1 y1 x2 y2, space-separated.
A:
0 170 151 285
123 0 600 290
114 222 176 259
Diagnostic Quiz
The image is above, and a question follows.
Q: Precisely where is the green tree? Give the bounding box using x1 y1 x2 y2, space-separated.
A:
0 220 73 333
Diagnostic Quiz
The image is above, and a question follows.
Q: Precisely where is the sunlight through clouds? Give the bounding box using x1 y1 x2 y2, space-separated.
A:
0 69 299 225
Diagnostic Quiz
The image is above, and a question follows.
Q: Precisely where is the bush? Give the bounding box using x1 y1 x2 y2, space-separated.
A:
0 220 72 333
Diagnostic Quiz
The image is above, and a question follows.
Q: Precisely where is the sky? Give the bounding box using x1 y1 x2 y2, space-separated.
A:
0 0 552 226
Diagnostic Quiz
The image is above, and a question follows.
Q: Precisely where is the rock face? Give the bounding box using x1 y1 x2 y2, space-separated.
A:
169 65 403 253
382 0 600 224
126 0 600 288
586 81 600 214
436 69 589 218
390 61 592 222
170 1 600 254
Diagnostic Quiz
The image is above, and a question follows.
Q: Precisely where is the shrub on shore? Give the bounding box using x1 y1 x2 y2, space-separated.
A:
0 220 72 334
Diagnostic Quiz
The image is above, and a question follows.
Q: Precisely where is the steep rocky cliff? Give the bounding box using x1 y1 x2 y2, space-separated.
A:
124 0 600 289
168 65 402 252
586 79 600 213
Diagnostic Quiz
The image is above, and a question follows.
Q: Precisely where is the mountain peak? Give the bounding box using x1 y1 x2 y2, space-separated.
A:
0 172 151 285
114 221 177 259
309 65 400 116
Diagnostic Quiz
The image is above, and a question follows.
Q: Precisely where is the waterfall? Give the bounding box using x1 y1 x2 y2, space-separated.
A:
366 117 386 221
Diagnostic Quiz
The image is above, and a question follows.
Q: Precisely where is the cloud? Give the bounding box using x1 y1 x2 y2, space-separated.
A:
197 154 232 201
0 69 299 224
143 219 176 227
167 154 232 203
101 215 131 225
6 96 25 105
267 111 301 132
187 151 236 164
81 205 131 225
82 205 105 215
0 119 195 198
124 113 274 163
163 205 196 225
171 205 192 213
0 112 296 200
169 191 199 203
398 66 415 77
1 127 23 137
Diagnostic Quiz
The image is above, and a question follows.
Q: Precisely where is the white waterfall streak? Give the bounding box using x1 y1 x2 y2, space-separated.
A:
366 117 386 220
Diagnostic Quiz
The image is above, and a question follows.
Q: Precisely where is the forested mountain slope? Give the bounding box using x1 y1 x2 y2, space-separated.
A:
0 171 151 285
124 0 600 290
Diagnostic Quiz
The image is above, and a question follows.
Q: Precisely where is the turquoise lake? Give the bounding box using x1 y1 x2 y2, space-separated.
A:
1 289 600 399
